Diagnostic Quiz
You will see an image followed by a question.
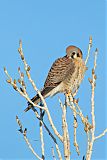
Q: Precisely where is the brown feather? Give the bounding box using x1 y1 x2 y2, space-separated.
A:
44 56 75 88
24 54 84 112
24 87 54 112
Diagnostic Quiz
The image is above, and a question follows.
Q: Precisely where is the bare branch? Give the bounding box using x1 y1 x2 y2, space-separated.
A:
18 40 47 107
4 68 46 110
16 116 42 160
51 147 56 160
86 48 98 160
73 112 80 156
32 107 62 160
67 94 92 133
55 144 62 160
40 109 45 160
95 129 107 140
62 101 70 159
85 36 92 65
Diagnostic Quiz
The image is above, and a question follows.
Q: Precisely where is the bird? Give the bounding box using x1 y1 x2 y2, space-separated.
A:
24 45 87 112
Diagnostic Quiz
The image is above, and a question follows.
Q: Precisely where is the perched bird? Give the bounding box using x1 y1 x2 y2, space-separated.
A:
24 45 87 112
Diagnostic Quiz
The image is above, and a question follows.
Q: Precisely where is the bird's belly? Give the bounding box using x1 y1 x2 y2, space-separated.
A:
49 82 65 97
49 61 86 97
63 65 86 94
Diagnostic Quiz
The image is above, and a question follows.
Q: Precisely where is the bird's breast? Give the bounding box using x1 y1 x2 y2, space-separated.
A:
63 59 87 93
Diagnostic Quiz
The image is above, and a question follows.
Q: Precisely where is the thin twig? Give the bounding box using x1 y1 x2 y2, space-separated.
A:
73 112 80 155
4 68 46 110
16 116 42 160
51 147 56 160
32 107 62 160
85 36 92 65
94 129 107 140
55 144 62 160
67 95 92 133
18 40 47 107
86 49 98 160
40 109 45 159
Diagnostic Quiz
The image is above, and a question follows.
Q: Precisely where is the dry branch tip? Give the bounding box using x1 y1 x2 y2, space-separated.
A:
18 67 20 72
88 78 92 84
4 67 6 72
24 128 27 136
16 115 23 133
27 66 31 71
18 79 21 84
6 79 11 83
89 36 92 46
14 79 17 84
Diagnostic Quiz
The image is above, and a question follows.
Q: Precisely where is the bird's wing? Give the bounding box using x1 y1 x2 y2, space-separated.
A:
25 56 76 112
44 56 75 88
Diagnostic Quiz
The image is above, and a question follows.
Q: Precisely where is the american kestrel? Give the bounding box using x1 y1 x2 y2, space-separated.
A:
25 46 87 112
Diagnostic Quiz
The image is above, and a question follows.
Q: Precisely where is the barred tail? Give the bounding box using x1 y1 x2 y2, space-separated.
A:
24 86 54 112
24 94 41 112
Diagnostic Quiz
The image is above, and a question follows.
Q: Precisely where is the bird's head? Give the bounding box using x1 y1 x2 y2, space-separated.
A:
66 46 83 59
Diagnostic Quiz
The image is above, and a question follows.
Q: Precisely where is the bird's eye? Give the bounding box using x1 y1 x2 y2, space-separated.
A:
71 52 76 59
77 53 79 57
72 52 76 55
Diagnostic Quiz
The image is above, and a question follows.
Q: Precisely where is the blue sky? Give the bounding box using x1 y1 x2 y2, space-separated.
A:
0 0 106 159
